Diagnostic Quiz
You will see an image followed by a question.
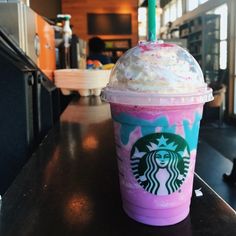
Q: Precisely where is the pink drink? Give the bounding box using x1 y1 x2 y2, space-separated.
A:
103 42 213 226
111 103 202 225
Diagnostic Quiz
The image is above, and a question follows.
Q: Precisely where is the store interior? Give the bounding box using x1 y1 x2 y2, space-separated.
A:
0 0 236 234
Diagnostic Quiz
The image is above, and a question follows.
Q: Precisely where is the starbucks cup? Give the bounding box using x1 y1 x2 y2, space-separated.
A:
103 42 213 226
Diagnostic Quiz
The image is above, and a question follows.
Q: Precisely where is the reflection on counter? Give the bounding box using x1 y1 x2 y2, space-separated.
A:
64 193 94 226
60 96 111 125
82 135 98 151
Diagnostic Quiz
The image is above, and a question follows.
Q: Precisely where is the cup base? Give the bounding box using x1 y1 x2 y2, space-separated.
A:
123 201 189 226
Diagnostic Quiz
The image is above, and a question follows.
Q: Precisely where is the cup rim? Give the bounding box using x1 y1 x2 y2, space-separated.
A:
102 87 214 106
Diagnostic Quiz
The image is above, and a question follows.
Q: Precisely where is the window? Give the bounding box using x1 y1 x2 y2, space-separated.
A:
163 6 170 25
214 4 228 69
220 41 227 70
163 0 182 26
187 0 209 12
177 0 183 18
187 0 199 11
215 4 228 41
138 7 147 37
199 0 208 4
216 4 228 70
138 7 161 40
170 2 177 22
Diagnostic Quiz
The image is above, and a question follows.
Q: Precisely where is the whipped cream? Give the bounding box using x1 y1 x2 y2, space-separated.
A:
107 41 207 94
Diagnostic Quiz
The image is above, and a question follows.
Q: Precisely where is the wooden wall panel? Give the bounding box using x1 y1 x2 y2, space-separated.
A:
61 0 139 47
30 0 61 19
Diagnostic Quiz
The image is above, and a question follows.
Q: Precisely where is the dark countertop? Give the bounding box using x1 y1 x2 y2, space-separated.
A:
1 96 236 236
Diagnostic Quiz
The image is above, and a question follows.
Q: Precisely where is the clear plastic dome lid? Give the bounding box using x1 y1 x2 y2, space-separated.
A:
103 41 213 106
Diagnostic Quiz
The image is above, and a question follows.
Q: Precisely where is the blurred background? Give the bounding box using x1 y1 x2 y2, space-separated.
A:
0 0 236 201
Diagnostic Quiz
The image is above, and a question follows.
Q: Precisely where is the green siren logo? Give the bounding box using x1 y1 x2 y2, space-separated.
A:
131 133 190 195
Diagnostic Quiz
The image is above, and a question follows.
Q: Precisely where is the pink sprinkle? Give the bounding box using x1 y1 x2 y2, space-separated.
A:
139 42 175 52
159 43 174 48
139 44 153 52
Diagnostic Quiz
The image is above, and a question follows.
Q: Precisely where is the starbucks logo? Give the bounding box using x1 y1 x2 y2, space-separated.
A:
131 133 190 196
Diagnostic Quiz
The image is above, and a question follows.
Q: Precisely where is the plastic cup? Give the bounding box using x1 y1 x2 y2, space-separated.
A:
103 42 213 226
